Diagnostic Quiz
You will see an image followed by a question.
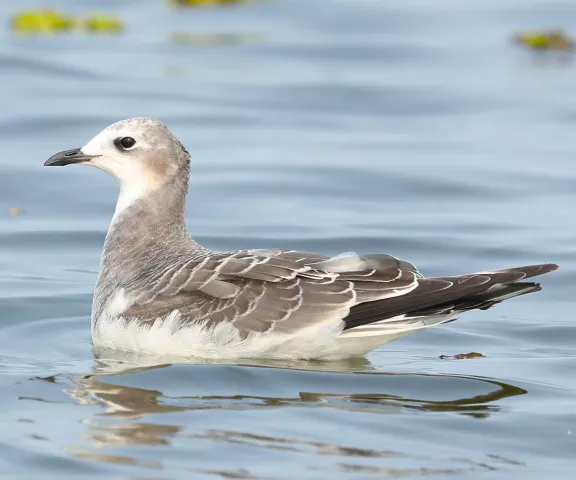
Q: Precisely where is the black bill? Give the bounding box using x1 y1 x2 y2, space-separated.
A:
44 148 98 167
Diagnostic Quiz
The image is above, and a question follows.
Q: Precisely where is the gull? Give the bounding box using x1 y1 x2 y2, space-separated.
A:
44 117 559 360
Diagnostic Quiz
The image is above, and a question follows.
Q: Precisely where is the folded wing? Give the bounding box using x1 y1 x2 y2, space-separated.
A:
120 249 421 334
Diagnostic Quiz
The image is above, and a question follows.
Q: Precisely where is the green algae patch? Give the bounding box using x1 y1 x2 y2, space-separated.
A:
11 9 76 34
11 9 124 35
83 13 124 34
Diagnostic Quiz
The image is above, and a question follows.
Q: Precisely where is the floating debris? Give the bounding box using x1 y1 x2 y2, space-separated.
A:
8 208 23 216
440 352 485 360
513 30 573 51
10 9 123 35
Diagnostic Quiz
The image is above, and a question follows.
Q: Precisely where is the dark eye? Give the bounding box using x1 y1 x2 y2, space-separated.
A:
115 137 136 150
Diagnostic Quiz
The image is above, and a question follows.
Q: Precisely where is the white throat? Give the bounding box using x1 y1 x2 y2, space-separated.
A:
80 132 170 225
112 182 150 223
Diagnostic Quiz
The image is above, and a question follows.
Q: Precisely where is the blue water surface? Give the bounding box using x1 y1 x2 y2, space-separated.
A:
0 0 575 478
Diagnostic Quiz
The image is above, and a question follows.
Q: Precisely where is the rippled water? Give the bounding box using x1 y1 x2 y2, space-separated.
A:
1 0 575 478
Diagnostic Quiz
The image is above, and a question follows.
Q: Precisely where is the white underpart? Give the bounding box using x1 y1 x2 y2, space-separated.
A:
93 311 348 360
92 308 458 361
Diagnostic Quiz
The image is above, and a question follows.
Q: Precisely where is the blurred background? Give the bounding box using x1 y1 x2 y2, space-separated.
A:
0 0 575 478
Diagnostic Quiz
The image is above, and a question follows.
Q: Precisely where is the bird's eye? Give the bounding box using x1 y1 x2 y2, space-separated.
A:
115 137 136 150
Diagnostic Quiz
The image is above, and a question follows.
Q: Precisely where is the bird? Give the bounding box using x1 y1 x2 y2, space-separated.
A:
44 117 559 360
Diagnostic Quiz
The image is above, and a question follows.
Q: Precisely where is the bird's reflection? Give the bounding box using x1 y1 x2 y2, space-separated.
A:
66 362 526 432
70 368 526 420
49 360 527 472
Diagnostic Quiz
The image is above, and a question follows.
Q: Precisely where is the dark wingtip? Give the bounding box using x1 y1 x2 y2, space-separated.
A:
534 263 560 274
516 263 560 280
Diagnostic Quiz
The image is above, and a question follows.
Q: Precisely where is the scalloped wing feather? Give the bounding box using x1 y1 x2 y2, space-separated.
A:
120 250 419 335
